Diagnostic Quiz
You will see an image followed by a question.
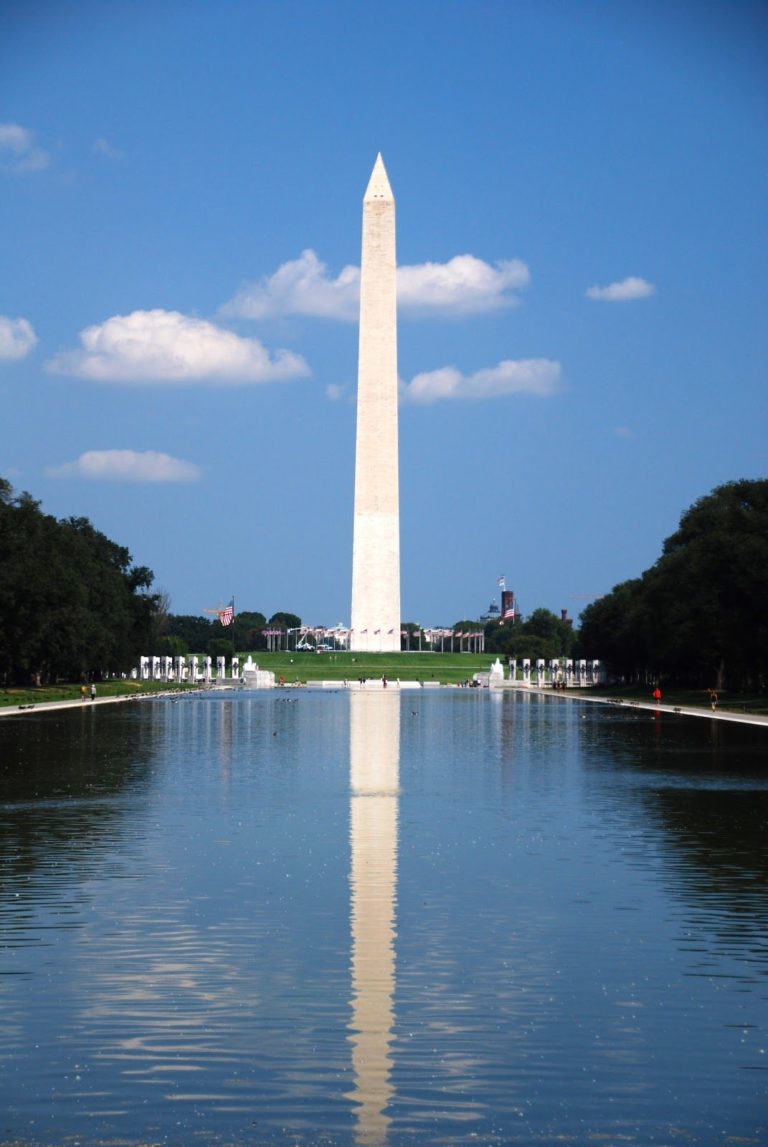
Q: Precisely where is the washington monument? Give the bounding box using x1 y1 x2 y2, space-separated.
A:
350 154 401 653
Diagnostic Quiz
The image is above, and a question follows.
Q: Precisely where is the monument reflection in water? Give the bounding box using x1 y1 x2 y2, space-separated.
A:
347 690 399 1145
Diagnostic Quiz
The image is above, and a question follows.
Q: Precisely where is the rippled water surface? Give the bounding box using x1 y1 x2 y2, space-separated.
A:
0 690 766 1146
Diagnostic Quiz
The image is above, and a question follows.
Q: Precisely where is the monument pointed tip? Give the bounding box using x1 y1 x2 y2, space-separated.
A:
364 153 393 202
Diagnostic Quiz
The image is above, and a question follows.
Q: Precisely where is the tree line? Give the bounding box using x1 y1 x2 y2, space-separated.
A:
0 479 157 685
577 479 767 690
3 475 764 691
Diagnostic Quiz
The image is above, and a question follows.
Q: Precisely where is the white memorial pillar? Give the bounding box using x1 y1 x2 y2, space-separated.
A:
350 154 401 653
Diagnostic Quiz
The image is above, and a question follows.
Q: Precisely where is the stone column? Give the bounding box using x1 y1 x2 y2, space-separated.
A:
350 154 401 653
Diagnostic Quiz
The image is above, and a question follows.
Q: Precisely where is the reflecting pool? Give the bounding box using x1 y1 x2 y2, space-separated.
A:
0 689 766 1146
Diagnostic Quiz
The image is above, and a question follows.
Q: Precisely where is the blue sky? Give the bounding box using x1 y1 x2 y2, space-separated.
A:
1 0 766 629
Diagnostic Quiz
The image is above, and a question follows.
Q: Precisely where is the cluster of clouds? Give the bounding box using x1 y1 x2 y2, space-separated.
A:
3 119 655 481
222 249 531 321
3 262 654 388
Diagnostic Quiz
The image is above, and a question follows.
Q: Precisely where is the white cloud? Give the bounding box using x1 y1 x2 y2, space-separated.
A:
223 250 360 321
398 255 529 315
46 309 310 384
93 137 124 160
222 249 530 321
325 384 345 401
586 277 655 302
0 316 37 360
46 450 202 483
0 123 50 173
400 358 562 404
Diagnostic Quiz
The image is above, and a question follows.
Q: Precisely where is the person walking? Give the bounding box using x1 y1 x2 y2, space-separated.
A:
90 682 97 702
652 686 662 705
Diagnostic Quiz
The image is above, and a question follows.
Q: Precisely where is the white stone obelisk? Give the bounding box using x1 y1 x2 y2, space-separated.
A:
350 154 401 653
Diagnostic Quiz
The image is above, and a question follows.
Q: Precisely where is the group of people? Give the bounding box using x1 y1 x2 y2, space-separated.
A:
80 683 97 701
652 685 718 711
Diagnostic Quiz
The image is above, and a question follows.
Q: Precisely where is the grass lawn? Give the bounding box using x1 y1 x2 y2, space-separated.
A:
0 679 191 709
253 650 493 685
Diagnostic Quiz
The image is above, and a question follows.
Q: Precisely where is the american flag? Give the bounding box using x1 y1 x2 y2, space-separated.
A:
219 599 234 627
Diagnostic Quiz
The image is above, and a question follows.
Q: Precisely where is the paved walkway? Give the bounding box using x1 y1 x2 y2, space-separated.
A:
513 686 768 727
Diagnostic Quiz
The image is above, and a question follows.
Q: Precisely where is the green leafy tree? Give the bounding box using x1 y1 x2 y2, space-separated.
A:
486 609 575 660
208 637 233 660
165 614 216 652
155 634 188 657
269 611 301 630
645 480 768 688
577 579 651 680
232 610 267 651
578 480 768 689
0 481 156 683
147 590 171 651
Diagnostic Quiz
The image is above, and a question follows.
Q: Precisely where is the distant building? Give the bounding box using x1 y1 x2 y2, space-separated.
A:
480 599 500 622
